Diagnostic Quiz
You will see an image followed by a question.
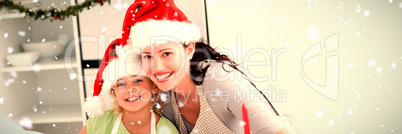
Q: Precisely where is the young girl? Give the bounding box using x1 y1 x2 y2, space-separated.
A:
118 0 295 133
79 39 179 134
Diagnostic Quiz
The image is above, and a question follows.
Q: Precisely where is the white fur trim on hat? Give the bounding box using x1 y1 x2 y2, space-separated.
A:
84 44 146 117
129 20 201 49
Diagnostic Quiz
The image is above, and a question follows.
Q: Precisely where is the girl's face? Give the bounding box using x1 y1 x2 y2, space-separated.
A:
141 42 194 91
113 76 157 112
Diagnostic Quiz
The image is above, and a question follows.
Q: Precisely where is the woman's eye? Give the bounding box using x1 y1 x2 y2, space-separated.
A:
134 79 143 83
143 55 152 59
162 52 172 57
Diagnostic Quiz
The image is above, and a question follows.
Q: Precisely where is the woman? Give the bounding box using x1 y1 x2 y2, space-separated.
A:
119 0 294 133
79 40 179 134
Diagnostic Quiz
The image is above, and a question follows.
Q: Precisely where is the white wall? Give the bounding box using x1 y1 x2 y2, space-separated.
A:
207 0 402 133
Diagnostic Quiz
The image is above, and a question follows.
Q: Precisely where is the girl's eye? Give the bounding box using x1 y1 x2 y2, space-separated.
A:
143 55 152 59
117 83 125 87
163 52 172 57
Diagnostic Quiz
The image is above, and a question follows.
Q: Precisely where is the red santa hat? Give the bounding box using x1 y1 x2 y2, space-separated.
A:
85 0 200 117
84 38 146 117
121 0 201 48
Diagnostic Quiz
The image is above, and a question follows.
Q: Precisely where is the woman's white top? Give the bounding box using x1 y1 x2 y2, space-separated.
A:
162 61 285 133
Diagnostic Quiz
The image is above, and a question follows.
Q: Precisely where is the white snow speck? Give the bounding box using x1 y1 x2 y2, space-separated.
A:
52 124 56 127
10 71 17 78
8 113 13 117
364 10 370 16
240 121 246 126
307 26 319 40
356 32 361 36
37 87 42 92
349 63 354 68
4 33 8 38
43 111 46 114
137 121 141 124
376 67 382 73
356 8 361 13
69 73 77 80
41 38 46 42
328 119 334 126
156 103 161 109
18 31 26 37
33 64 41 72
217 16 221 21
357 94 361 98
348 109 353 115
160 93 168 102
102 27 107 32
114 3 123 10
33 106 37 112
100 11 104 15
130 122 134 125
0 97 4 104
316 110 323 117
337 113 341 117
381 124 384 127
368 59 376 66
19 117 33 129
178 101 184 107
376 108 380 111
60 26 63 29
7 47 13 54
27 39 31 42
389 0 393 3
39 101 43 105
391 63 396 69
399 2 402 8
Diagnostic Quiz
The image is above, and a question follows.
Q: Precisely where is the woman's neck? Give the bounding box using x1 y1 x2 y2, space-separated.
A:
121 106 152 133
174 74 198 105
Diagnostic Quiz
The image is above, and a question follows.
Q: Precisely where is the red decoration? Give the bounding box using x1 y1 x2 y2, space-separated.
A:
55 16 59 20
242 103 251 134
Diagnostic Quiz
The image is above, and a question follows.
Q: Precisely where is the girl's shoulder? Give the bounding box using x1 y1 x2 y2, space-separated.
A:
86 110 118 133
156 114 180 134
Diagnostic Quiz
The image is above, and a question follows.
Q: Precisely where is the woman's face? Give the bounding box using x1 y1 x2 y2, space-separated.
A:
141 42 194 91
113 76 157 112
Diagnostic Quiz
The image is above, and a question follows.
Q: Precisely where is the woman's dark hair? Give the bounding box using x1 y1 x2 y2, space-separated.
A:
186 41 243 85
185 41 280 116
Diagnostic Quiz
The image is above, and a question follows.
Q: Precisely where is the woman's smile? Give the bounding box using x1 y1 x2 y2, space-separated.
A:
154 71 174 82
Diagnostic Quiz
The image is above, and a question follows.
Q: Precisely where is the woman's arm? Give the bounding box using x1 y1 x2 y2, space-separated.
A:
78 125 87 134
203 62 288 133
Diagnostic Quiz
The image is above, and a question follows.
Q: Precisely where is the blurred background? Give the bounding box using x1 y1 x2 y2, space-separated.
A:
0 0 401 133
